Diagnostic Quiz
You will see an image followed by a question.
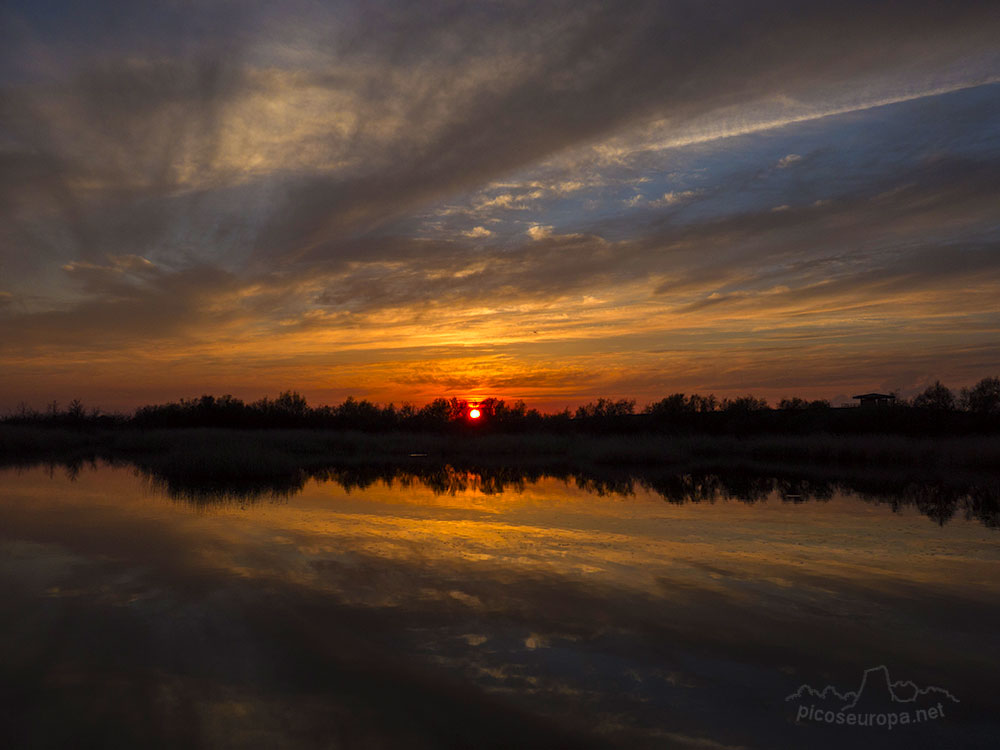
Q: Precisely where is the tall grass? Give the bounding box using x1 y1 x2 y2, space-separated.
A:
3 425 1000 471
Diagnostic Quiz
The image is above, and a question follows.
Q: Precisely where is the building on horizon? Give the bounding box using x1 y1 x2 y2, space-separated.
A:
852 392 896 408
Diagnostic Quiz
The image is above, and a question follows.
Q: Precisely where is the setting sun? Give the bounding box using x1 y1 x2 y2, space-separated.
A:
2 2 1000 747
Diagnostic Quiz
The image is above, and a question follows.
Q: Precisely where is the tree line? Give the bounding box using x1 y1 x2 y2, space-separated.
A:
4 376 999 434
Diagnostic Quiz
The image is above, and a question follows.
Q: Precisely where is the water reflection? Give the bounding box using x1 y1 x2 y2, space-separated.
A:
23 456 1000 527
1 463 998 749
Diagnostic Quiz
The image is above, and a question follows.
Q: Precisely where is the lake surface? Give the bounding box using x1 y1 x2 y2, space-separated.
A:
1 462 998 749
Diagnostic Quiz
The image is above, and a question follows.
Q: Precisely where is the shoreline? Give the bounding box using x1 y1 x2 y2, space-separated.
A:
3 425 999 471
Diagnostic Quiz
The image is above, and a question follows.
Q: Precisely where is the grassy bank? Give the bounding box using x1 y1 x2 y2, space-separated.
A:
3 425 1000 472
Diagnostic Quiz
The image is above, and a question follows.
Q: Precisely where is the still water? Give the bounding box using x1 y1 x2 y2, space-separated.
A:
1 462 997 749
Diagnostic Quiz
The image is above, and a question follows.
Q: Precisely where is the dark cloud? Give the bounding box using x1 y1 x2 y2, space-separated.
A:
3 149 998 358
1 0 998 404
248 0 1000 262
5 1 998 262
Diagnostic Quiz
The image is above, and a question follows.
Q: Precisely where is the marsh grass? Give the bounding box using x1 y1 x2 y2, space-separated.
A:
3 426 1000 471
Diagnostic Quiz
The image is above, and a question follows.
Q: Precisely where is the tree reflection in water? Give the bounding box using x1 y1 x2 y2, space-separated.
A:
28 456 1000 527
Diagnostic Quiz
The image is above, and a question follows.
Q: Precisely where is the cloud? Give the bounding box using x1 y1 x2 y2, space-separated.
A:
1 0 999 406
463 226 493 238
8 1 996 260
650 190 702 207
526 225 553 240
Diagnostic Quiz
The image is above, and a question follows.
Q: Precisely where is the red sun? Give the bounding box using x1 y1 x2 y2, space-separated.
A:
468 408 481 420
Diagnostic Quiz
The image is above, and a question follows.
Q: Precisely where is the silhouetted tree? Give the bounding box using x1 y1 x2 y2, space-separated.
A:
912 381 955 411
721 395 769 413
274 390 308 416
778 397 830 410
688 394 718 413
448 397 470 421
961 376 1000 414
7 378 1000 435
575 398 635 419
645 393 690 418
418 398 453 428
67 399 85 421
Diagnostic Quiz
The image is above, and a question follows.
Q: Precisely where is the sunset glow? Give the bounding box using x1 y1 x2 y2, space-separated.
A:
1 2 998 411
469 409 481 420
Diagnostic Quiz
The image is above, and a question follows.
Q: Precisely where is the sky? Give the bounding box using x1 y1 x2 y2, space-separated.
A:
1 0 999 412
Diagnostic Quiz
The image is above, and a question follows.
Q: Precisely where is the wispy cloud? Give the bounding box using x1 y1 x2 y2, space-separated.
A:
1 0 998 408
